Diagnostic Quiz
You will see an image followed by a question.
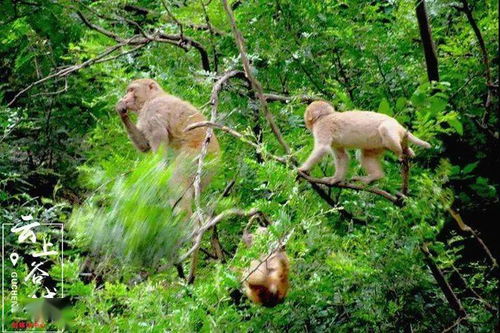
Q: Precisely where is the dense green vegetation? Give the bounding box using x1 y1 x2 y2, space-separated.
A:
1 0 498 331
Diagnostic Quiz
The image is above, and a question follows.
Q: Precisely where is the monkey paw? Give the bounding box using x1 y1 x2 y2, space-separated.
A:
352 176 377 184
297 167 310 175
115 102 128 116
323 176 343 185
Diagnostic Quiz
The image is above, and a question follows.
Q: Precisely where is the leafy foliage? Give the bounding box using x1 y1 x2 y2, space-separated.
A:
0 0 498 331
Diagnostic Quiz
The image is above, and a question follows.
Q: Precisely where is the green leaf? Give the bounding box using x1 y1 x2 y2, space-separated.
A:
395 97 407 111
378 98 393 115
462 162 478 174
429 97 447 116
447 117 463 135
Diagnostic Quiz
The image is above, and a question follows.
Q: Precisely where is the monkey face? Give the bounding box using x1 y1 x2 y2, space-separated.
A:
117 79 160 112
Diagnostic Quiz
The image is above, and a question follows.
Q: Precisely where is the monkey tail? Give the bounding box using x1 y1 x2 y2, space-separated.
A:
408 133 431 148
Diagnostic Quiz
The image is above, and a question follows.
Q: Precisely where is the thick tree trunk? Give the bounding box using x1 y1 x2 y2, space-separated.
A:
415 0 440 82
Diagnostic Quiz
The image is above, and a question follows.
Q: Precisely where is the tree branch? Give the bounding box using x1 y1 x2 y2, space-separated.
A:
400 133 411 197
221 0 291 155
177 208 262 263
421 243 468 319
415 0 440 82
7 42 127 106
78 11 211 71
448 208 498 269
455 0 496 123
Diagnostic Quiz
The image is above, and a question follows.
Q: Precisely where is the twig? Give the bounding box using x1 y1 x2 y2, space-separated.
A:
442 315 468 333
7 42 126 106
450 264 498 314
187 67 228 283
30 77 68 98
421 243 468 319
177 208 262 263
161 0 184 38
94 43 149 64
400 132 410 197
185 121 287 163
221 0 291 155
454 0 495 123
448 208 498 269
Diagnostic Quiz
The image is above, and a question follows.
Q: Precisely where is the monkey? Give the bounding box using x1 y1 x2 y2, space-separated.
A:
298 101 431 184
115 78 220 214
241 227 290 307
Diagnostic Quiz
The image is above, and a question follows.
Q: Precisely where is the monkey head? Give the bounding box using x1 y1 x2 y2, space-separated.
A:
304 100 335 130
116 79 162 115
244 251 290 308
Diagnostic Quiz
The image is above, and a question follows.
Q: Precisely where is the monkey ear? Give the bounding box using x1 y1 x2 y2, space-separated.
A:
149 82 157 90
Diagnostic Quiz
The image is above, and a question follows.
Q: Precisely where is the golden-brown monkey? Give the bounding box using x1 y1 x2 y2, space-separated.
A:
242 227 290 307
298 101 431 184
115 78 220 214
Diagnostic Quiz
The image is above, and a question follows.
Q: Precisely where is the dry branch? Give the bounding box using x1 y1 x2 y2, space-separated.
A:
7 42 127 106
177 208 262 263
78 11 211 71
221 0 291 155
448 208 498 269
400 132 411 197
421 243 468 319
454 0 496 123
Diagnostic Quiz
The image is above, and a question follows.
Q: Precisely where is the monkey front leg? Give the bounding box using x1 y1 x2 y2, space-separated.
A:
119 115 151 152
325 148 349 184
298 144 332 173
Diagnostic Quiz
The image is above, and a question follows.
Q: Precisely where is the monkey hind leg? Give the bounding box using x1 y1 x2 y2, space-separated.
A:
379 123 404 159
352 149 385 184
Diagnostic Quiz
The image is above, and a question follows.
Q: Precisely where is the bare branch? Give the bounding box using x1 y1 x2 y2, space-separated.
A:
78 11 211 71
30 77 68 98
221 0 291 155
421 243 468 319
400 132 411 197
77 11 126 42
177 208 262 263
298 172 400 204
94 43 149 64
455 0 495 123
7 42 126 107
448 208 498 269
263 93 320 104
205 69 320 104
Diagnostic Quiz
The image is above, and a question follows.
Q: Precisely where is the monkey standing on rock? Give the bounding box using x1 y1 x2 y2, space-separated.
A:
115 78 220 215
298 101 431 184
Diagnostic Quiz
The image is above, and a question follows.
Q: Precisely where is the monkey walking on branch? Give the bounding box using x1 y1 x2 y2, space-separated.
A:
299 101 431 184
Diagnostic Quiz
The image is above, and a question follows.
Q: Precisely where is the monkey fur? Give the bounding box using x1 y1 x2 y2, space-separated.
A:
299 101 431 184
